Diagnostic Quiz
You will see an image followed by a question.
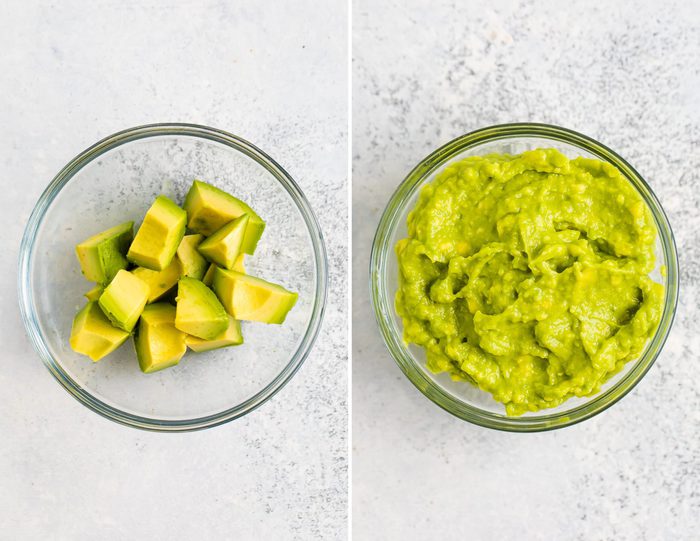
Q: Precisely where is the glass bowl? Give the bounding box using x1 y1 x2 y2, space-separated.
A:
370 123 678 432
18 123 327 431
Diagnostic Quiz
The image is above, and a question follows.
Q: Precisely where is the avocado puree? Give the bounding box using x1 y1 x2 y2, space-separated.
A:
395 149 664 415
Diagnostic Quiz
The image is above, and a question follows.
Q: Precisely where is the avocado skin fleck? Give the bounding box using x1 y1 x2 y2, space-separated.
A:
396 149 664 416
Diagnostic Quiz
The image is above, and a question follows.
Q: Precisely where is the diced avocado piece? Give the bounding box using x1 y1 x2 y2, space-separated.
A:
98 269 150 332
134 303 186 373
202 263 217 286
233 254 245 273
127 195 186 270
183 180 265 254
174 277 229 340
212 268 298 324
84 284 104 302
185 315 243 352
197 215 249 269
176 234 208 280
70 301 130 361
132 258 181 303
75 221 133 284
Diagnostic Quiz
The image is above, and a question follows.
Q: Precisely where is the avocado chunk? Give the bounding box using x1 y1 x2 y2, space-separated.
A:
176 234 208 280
198 215 249 269
185 315 243 352
134 303 186 373
212 268 298 324
175 277 229 340
132 257 181 303
127 195 186 270
84 284 104 302
70 301 130 361
98 269 150 331
75 221 133 284
183 180 265 254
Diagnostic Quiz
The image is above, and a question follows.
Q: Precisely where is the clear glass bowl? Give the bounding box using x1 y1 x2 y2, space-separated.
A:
370 123 678 432
18 123 327 431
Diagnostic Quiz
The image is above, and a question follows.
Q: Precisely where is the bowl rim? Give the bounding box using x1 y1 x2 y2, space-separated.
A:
18 122 328 432
370 122 679 432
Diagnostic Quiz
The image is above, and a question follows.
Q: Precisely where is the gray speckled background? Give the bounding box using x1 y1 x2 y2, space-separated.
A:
0 1 347 539
353 1 699 539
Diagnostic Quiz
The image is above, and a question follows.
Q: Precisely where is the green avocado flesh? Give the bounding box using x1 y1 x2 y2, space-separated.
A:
183 180 265 254
185 315 243 352
71 182 293 374
98 269 150 332
70 301 130 361
198 214 249 269
131 258 181 303
128 195 186 270
135 303 187 373
176 234 208 280
84 284 104 302
75 221 133 284
175 277 229 340
395 149 664 416
212 267 298 324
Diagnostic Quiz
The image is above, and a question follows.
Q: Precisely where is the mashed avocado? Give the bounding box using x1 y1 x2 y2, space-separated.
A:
395 148 664 416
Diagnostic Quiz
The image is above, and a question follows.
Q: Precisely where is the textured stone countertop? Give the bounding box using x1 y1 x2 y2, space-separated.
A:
352 1 699 539
0 1 347 539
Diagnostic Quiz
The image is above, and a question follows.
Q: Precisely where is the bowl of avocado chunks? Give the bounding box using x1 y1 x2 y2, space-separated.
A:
72 180 298 373
18 124 327 430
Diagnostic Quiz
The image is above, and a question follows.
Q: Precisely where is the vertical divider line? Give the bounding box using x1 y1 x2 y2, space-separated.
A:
347 0 354 539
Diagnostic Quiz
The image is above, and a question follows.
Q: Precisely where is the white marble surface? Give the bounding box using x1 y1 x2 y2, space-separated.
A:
353 1 699 539
0 1 347 539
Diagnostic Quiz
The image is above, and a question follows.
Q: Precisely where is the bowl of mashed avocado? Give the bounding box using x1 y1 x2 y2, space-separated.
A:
371 123 678 431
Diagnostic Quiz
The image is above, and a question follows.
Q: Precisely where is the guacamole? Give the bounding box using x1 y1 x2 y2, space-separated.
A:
395 148 664 415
